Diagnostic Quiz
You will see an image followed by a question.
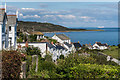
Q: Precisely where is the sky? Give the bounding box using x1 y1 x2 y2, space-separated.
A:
1 0 120 2
1 2 118 28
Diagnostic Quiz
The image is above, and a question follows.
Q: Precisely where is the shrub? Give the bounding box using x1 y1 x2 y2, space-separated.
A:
59 55 64 59
2 51 22 79
26 47 41 56
44 54 52 61
118 44 120 48
69 63 119 78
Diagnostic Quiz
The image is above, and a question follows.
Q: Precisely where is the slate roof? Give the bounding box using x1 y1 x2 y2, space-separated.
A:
96 42 109 47
56 34 70 40
64 42 72 48
0 8 7 22
73 43 82 48
6 15 17 26
47 42 55 49
56 45 66 50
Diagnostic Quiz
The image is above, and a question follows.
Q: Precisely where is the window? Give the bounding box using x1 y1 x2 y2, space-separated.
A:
9 26 11 31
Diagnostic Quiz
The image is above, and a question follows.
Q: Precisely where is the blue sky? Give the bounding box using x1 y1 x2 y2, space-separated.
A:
3 2 118 28
1 0 120 2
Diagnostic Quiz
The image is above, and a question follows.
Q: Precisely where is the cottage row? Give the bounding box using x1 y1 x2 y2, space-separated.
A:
17 33 109 61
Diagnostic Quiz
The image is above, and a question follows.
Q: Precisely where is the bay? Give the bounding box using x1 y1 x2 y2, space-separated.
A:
44 28 119 46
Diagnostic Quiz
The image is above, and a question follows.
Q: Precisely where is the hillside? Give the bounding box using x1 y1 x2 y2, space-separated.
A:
17 21 86 32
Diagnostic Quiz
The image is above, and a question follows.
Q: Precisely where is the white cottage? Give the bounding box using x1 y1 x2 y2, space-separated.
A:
52 34 71 44
93 42 109 50
30 31 45 40
47 42 70 62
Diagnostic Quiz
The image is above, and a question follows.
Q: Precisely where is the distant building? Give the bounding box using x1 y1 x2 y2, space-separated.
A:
30 31 45 40
47 42 69 62
52 34 71 44
63 42 76 53
85 43 93 49
73 42 82 51
93 42 109 50
0 3 18 50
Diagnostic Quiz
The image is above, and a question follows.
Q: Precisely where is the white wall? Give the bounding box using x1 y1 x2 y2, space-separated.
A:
93 43 108 50
52 35 64 43
17 42 47 54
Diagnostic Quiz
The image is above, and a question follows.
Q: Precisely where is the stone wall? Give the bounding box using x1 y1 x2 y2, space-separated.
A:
20 61 26 79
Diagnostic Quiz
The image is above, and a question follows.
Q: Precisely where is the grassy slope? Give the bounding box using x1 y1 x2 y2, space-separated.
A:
17 21 103 32
102 46 119 59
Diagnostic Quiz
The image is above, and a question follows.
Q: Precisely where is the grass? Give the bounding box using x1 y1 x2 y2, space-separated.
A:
102 46 119 59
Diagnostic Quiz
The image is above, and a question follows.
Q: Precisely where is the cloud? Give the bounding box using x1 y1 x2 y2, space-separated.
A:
21 8 35 10
5 2 118 28
19 13 40 19
57 15 76 19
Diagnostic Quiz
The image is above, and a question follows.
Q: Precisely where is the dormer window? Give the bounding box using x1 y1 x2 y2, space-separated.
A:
9 26 11 31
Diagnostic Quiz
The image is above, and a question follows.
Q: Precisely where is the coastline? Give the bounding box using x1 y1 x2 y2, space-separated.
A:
43 29 104 33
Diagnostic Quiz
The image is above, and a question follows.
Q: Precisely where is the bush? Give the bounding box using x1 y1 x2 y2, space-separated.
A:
59 55 64 59
69 63 119 78
44 54 52 61
26 47 41 56
2 51 22 79
118 44 120 48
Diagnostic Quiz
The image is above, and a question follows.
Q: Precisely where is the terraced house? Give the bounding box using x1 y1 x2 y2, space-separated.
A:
0 3 18 50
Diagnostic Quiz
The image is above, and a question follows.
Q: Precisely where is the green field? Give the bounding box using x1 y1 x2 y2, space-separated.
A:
102 46 119 59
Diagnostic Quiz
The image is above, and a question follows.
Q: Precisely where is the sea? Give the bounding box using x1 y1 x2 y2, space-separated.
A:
44 28 119 46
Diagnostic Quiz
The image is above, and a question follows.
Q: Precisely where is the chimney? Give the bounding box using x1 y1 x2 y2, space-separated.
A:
5 2 6 13
51 41 53 45
16 10 18 18
25 41 28 47
78 41 79 43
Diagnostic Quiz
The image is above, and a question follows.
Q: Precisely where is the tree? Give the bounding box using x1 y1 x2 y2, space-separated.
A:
118 44 120 48
44 54 52 61
59 54 64 59
26 47 41 56
29 35 37 42
2 51 22 79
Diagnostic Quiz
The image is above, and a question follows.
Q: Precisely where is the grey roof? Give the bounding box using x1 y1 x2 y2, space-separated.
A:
64 42 72 48
56 34 70 40
56 45 66 50
6 15 17 30
47 43 56 49
73 43 82 48
96 42 109 47
0 8 7 22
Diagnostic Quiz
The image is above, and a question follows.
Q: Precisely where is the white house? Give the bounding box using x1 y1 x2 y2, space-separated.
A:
85 43 93 49
63 42 76 53
52 34 71 44
47 42 70 62
30 31 45 40
93 42 109 50
0 3 18 50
